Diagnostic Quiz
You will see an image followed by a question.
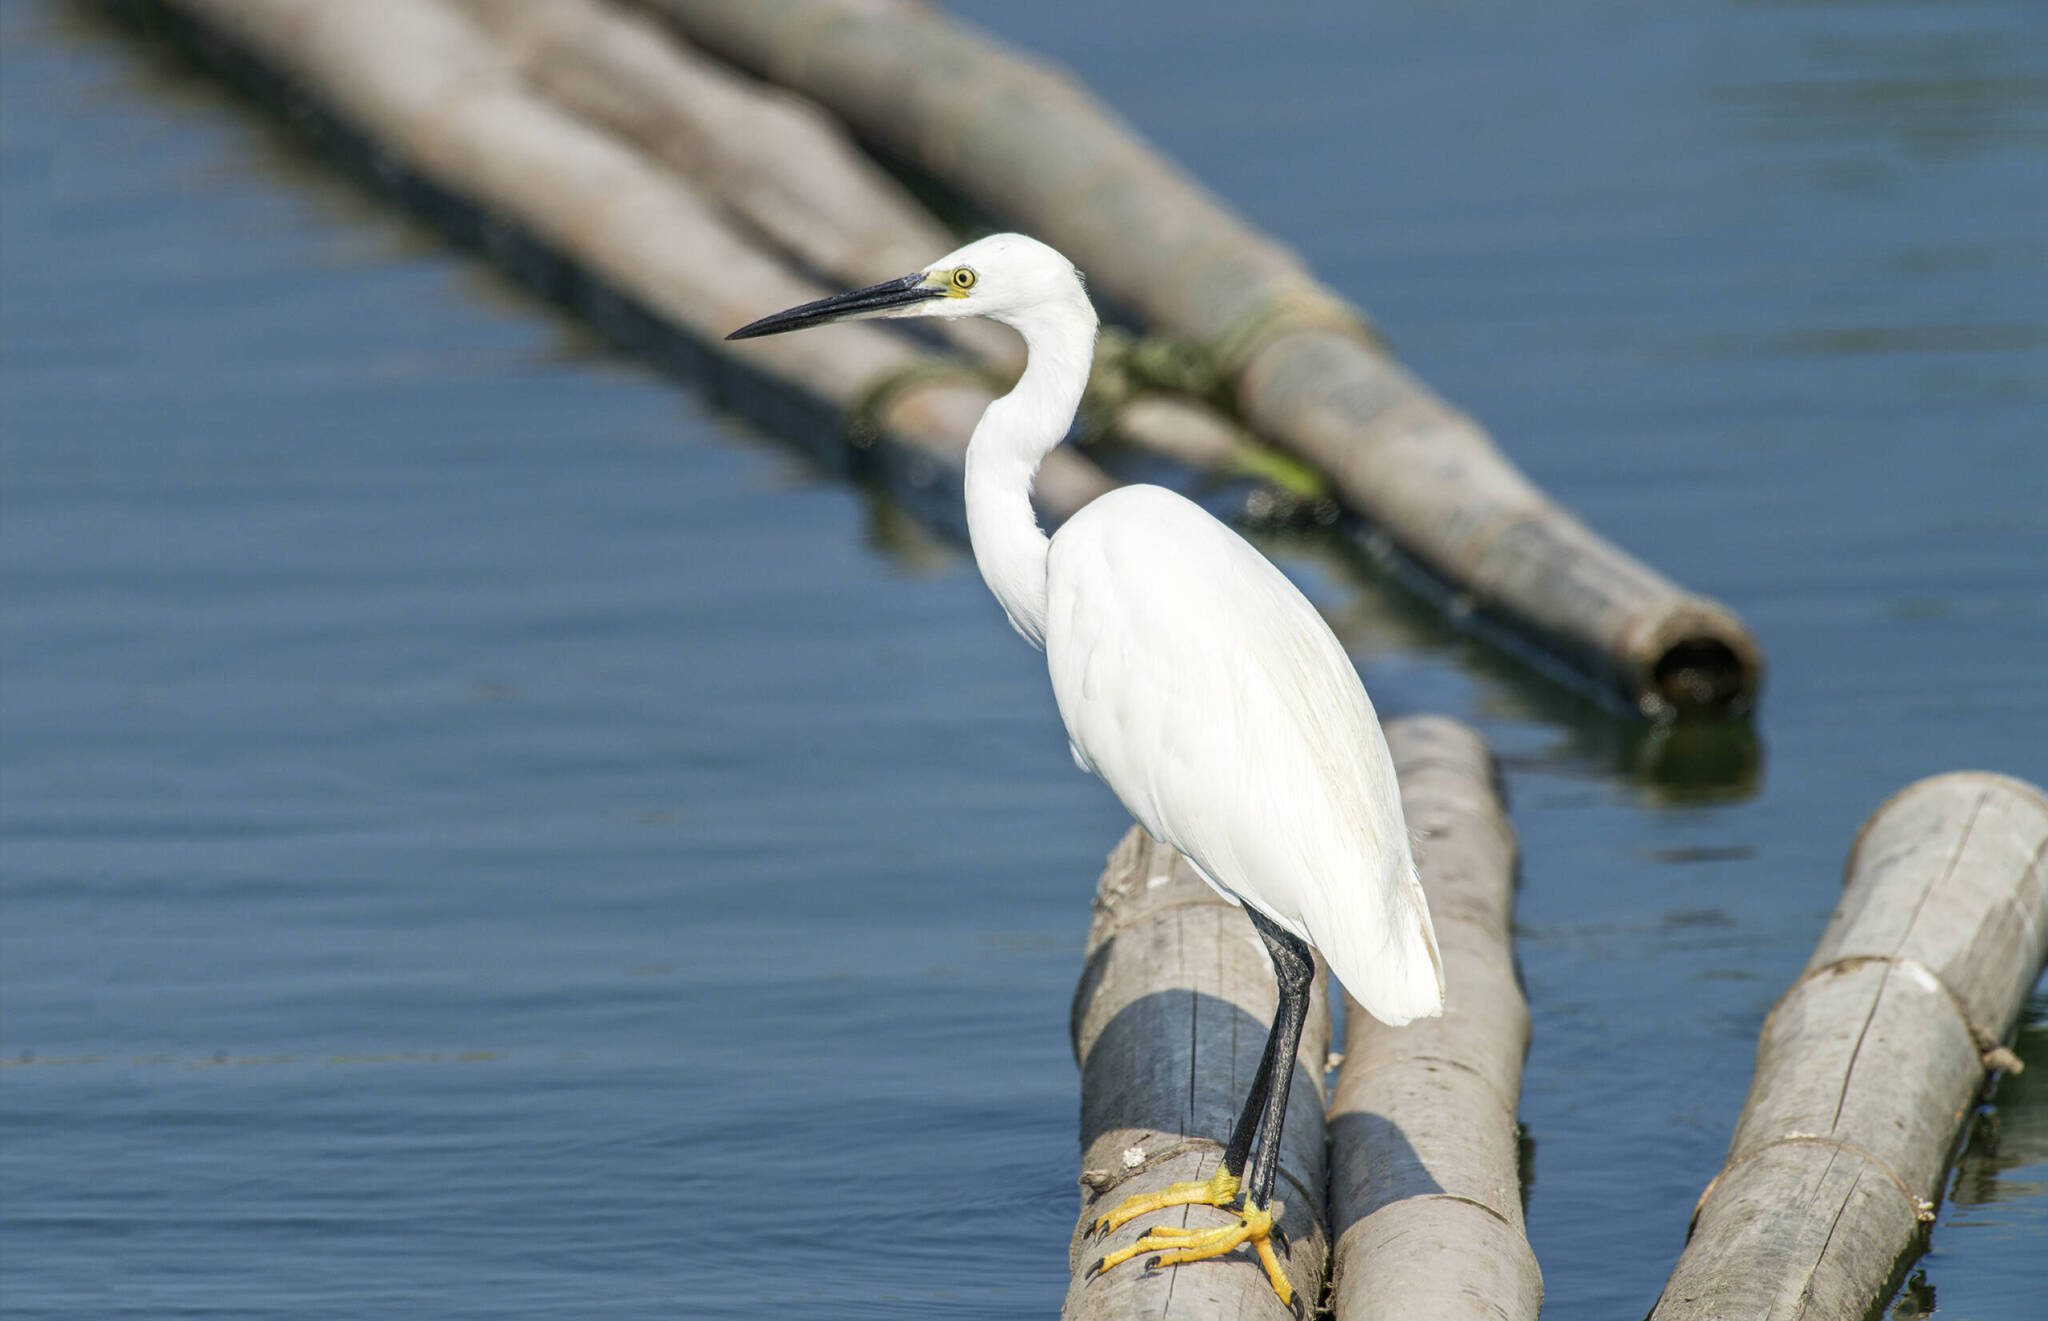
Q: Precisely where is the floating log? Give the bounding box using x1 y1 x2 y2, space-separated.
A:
446 0 1308 509
1652 771 2048 1320
642 0 1766 718
152 0 1117 527
1328 716 1541 1320
1068 828 1330 1319
442 0 1020 373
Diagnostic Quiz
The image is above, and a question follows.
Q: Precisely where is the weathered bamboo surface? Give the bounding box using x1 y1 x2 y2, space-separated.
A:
1652 771 2048 1320
642 0 1766 718
443 0 1021 374
1068 828 1331 1319
157 0 1116 523
1328 716 1541 1320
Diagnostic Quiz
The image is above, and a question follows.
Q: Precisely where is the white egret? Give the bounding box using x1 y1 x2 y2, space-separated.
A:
728 234 1443 1302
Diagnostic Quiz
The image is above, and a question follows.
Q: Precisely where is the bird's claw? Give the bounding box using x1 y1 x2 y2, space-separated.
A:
1091 1202 1290 1305
1090 1165 1241 1237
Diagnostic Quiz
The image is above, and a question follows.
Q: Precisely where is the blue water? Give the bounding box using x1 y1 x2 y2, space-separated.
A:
3 0 2044 1316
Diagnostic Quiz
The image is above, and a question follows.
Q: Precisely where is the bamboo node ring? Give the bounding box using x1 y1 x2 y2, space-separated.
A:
1773 952 2017 1073
1688 1132 1937 1234
1207 287 1384 380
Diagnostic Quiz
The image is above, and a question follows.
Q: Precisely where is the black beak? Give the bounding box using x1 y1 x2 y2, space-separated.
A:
725 272 944 340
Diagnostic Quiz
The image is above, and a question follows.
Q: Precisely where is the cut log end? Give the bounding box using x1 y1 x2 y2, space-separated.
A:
1652 635 1750 712
1626 600 1765 719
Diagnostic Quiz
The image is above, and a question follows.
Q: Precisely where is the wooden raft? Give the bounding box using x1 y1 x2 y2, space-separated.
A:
140 0 1764 716
1652 771 2048 1319
642 0 1766 719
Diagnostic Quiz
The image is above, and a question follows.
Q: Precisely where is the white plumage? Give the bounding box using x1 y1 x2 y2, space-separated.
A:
728 231 1443 1298
1048 483 1443 1024
925 232 1443 1025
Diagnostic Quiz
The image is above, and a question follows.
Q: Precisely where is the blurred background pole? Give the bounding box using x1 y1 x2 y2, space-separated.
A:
446 0 1311 513
162 0 1119 525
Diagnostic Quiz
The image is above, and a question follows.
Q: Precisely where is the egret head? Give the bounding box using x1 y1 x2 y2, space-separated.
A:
725 233 1090 341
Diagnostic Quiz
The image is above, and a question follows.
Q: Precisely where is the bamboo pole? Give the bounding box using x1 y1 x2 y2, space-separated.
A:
639 0 1766 718
441 0 1020 373
153 0 1116 524
1067 828 1330 1319
1652 771 2048 1320
1327 715 1541 1320
444 0 1304 506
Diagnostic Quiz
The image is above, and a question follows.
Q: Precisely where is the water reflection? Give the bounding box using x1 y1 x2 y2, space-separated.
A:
10 1 2044 1317
859 491 960 576
1950 996 2048 1213
1890 1268 1937 1321
1716 16 2045 157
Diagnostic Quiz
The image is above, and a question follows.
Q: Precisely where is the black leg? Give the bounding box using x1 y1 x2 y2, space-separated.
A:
1241 906 1316 1210
1218 986 1283 1180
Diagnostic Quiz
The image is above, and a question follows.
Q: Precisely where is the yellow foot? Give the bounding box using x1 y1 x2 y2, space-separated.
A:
1090 1202 1291 1306
1090 1164 1241 1237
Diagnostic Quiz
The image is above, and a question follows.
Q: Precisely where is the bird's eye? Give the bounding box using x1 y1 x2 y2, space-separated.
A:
951 267 977 291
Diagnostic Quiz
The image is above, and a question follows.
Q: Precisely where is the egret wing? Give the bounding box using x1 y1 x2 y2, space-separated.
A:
1046 486 1442 1024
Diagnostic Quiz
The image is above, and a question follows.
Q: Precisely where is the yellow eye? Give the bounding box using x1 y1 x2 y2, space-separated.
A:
951 267 977 292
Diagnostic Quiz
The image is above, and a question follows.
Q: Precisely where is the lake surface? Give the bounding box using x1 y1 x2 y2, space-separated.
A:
4 0 2044 1316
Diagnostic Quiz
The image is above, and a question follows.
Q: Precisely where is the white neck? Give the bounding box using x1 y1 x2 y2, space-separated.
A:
964 299 1097 650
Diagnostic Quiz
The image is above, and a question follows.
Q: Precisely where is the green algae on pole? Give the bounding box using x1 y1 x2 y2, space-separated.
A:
1328 716 1542 1320
1652 772 2048 1320
640 0 1766 718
